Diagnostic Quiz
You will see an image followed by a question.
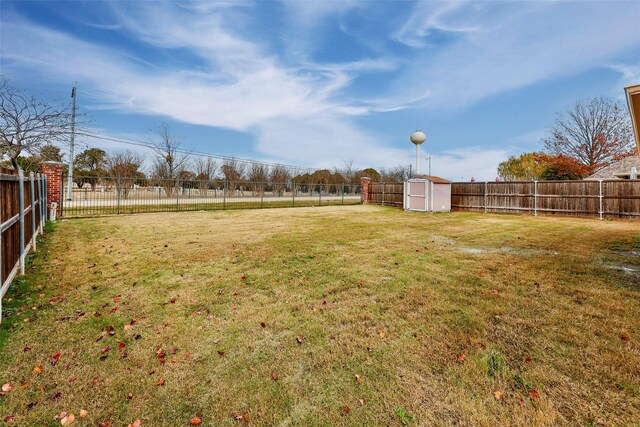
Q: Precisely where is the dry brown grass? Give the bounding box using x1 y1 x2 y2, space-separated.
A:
0 206 638 426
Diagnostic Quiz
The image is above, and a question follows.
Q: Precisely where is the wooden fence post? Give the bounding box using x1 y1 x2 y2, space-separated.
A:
534 181 538 216
18 169 25 275
484 181 488 213
599 180 604 220
382 183 385 206
30 172 36 251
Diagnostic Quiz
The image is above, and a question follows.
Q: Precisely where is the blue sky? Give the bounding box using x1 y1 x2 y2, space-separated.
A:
2 1 639 180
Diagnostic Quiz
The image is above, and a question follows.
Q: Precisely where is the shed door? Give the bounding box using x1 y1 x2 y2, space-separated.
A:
406 181 427 211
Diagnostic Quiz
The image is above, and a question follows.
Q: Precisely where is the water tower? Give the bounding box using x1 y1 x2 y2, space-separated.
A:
410 130 427 176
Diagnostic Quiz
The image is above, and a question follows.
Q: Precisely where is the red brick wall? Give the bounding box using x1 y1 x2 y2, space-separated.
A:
41 162 64 217
360 177 371 204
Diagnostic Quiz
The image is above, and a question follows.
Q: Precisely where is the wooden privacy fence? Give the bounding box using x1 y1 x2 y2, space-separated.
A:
0 168 48 322
368 182 404 207
451 180 640 219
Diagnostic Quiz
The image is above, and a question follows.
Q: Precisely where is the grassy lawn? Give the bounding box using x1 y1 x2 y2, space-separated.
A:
0 205 638 426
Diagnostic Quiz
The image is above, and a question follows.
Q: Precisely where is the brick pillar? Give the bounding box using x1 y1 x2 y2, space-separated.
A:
360 177 371 204
41 161 64 218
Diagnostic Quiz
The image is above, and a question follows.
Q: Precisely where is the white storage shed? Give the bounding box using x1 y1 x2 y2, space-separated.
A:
403 176 452 212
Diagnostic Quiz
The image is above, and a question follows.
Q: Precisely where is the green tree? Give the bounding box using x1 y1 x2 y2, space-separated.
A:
74 148 107 189
497 152 550 181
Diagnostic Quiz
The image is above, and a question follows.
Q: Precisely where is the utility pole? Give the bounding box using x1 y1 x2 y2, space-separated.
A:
66 85 77 201
425 155 432 176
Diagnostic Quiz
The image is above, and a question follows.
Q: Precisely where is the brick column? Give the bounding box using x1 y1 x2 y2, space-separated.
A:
41 161 64 218
360 177 371 204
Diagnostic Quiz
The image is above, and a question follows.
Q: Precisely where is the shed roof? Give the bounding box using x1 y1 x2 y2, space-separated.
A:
412 175 452 183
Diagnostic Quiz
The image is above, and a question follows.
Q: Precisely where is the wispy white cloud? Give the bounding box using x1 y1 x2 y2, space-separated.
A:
391 1 640 108
393 1 479 48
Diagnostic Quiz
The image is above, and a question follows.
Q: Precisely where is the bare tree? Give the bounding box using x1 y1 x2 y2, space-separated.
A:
543 97 635 174
150 123 189 197
380 165 411 182
0 78 74 170
247 163 269 195
221 158 246 195
106 151 143 198
270 164 290 196
341 160 355 184
195 157 218 180
194 157 218 195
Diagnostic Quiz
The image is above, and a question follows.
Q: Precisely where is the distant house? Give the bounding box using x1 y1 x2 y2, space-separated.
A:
584 156 640 180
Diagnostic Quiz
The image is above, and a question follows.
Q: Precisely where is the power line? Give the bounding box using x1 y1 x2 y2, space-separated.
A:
75 129 318 173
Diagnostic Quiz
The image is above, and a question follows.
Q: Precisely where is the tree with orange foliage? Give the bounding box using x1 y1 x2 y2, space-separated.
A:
543 97 635 175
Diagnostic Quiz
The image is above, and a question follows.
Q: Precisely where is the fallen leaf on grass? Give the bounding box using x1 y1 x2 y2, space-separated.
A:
358 398 365 406
33 365 43 374
621 334 631 342
493 390 503 400
101 346 111 354
2 383 12 393
342 406 351 415
127 392 133 399
295 336 303 344
271 373 279 381
217 351 225 357
378 331 385 338
232 413 249 422
106 326 115 335
156 378 165 386
354 374 362 384
213 338 221 344
529 389 540 399
260 322 266 328
118 342 126 350
98 422 110 427
60 413 75 426
3 415 15 422
50 352 61 365
124 324 132 331
127 420 141 427
457 353 466 363
48 391 61 400
190 416 202 425
79 409 88 418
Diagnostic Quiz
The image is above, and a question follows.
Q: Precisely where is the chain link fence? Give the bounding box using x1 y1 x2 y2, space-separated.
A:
61 175 362 217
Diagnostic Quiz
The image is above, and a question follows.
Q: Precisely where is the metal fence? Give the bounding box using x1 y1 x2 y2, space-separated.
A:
61 175 362 217
0 168 47 322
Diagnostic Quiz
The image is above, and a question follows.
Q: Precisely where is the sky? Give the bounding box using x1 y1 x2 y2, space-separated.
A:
1 0 640 180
